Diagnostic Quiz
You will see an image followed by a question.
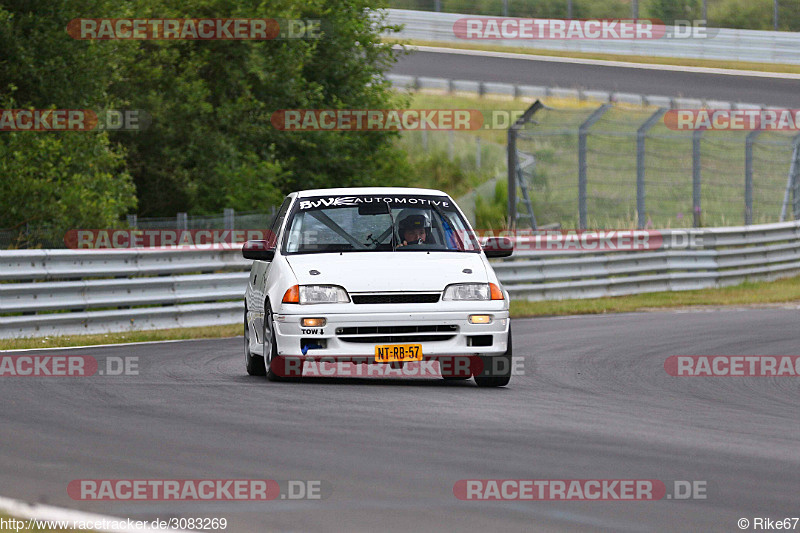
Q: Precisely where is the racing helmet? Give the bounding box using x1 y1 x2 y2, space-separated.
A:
396 209 431 244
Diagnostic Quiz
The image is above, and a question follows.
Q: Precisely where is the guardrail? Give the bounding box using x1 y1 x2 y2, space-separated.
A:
2 220 800 338
0 249 250 339
385 73 768 110
386 9 800 65
496 222 800 300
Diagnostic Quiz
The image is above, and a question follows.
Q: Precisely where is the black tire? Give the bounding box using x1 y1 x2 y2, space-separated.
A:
244 308 266 376
264 305 300 382
474 326 512 388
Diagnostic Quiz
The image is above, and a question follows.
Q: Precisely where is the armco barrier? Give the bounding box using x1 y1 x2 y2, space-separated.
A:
385 73 768 110
2 220 800 338
386 9 800 65
0 248 249 339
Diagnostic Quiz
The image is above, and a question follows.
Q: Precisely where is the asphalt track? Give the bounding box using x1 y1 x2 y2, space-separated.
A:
1 308 799 531
391 49 800 107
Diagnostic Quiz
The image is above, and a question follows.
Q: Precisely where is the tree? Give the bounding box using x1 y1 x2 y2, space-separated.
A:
0 1 137 246
645 0 700 25
111 0 410 216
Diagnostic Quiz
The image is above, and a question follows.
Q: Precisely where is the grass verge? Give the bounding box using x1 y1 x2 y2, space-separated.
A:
388 38 800 75
511 274 800 316
0 324 241 351
3 276 800 350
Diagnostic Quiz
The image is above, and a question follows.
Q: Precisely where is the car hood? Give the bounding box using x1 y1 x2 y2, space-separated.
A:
285 252 488 292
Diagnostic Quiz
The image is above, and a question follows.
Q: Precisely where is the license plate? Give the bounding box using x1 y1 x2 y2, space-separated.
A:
374 344 423 363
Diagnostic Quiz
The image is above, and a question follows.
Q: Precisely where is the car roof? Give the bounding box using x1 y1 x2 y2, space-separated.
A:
293 187 449 198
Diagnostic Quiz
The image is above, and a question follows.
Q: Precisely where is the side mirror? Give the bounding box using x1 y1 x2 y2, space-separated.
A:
483 237 513 258
242 240 275 261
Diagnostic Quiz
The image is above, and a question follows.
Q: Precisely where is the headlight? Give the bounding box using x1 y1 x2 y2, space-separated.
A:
442 283 490 301
299 285 350 304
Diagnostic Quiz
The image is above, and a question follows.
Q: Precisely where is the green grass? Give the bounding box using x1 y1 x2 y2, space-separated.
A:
388 37 800 75
0 324 241 351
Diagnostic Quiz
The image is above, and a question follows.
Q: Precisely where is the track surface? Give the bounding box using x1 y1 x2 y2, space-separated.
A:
391 49 800 107
1 308 799 531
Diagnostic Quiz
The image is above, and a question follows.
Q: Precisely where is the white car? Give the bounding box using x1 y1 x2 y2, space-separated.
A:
243 187 513 387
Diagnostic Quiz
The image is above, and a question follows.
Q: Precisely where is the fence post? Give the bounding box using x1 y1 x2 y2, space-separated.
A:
636 108 666 229
126 214 138 229
744 130 760 225
578 104 611 230
507 101 544 230
692 129 703 227
224 208 235 230
507 126 518 229
177 212 188 231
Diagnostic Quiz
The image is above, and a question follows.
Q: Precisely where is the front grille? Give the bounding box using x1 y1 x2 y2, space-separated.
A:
351 293 440 304
336 324 457 343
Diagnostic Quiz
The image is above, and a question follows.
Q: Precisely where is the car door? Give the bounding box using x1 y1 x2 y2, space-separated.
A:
248 196 292 340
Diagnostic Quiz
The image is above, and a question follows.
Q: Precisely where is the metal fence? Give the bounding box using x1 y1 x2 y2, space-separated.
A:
508 101 800 230
0 208 277 250
385 9 800 65
3 219 800 338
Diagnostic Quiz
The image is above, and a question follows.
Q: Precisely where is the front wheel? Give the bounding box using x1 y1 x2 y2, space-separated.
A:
244 308 266 376
474 326 512 388
264 306 300 382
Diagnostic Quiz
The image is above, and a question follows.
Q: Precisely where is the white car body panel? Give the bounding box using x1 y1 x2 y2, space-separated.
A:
286 252 489 292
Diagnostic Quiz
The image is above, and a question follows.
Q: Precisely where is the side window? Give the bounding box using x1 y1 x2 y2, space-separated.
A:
267 197 291 248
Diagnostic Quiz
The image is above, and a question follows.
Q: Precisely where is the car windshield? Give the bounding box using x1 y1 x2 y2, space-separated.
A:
283 194 481 254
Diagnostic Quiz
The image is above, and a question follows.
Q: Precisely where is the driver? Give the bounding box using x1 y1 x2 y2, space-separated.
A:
396 210 431 246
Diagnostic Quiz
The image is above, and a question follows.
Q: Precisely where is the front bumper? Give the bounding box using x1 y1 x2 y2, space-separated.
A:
272 310 510 360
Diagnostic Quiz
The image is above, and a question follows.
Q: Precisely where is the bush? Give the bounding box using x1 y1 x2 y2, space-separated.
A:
475 180 508 229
